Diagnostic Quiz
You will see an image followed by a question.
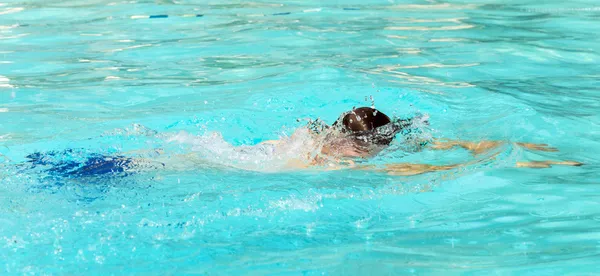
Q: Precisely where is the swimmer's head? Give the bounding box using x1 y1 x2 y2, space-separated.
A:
322 107 402 158
338 107 395 145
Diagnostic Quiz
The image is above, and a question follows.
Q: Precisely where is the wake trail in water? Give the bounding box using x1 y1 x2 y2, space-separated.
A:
162 127 319 172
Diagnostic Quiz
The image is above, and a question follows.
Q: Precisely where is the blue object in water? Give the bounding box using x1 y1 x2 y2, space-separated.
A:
25 151 135 177
68 156 134 176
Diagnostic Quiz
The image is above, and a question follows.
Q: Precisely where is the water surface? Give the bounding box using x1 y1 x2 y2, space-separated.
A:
1 0 599 274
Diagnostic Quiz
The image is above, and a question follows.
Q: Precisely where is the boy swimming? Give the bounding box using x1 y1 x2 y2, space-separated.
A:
25 107 582 177
258 106 581 174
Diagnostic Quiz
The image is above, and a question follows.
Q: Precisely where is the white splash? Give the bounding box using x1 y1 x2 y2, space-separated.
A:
164 128 318 172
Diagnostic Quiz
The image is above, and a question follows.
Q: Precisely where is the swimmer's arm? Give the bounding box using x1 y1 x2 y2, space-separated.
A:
353 163 460 176
430 139 558 154
353 159 582 176
283 155 357 171
429 139 503 154
516 160 583 168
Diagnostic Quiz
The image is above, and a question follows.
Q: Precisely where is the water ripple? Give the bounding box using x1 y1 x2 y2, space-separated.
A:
1 0 599 274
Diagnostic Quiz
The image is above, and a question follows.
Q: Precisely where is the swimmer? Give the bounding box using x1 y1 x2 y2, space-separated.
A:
258 107 582 174
25 107 582 177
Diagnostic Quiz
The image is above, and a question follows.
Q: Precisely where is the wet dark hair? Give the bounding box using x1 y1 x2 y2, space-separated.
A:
340 107 391 132
333 107 401 146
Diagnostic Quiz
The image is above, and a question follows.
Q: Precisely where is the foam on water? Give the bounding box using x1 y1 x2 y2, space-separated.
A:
164 128 316 172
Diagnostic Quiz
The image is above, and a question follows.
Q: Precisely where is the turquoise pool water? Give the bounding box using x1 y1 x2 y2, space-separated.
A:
1 0 599 274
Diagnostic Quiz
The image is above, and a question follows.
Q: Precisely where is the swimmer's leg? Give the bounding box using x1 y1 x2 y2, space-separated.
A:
516 160 583 168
